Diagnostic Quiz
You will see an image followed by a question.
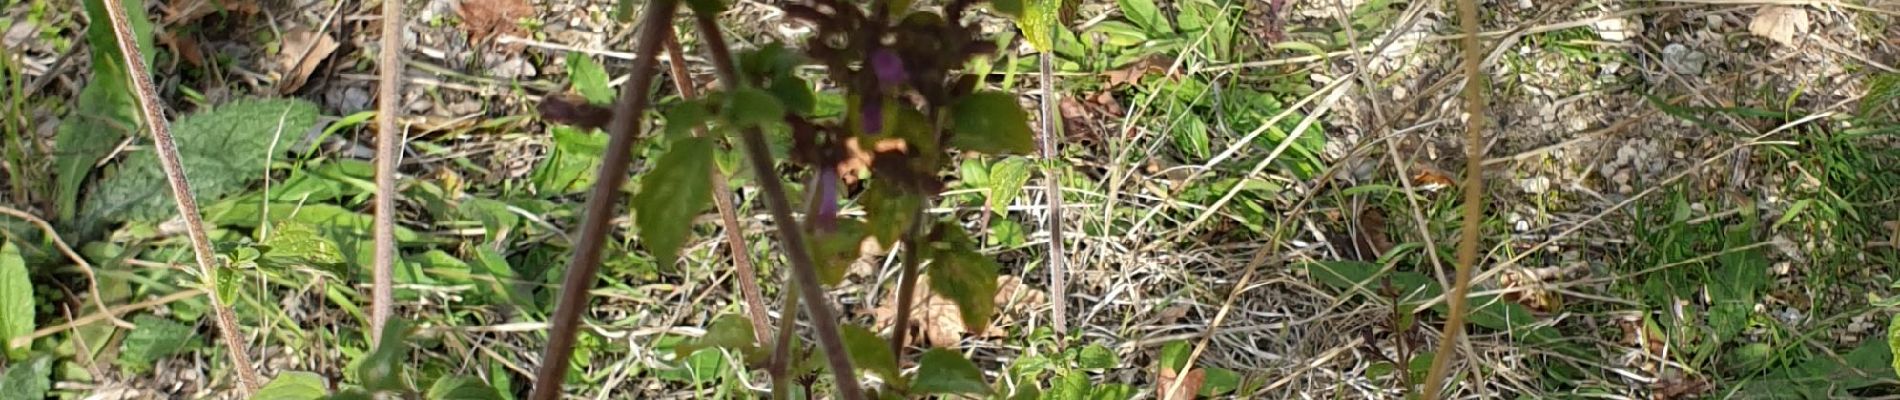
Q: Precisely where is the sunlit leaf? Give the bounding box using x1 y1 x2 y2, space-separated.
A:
426 376 504 400
926 222 999 335
862 178 920 247
633 137 716 267
988 157 1033 215
1076 343 1118 369
253 371 330 400
841 324 901 386
116 315 196 373
566 52 614 105
83 98 322 223
347 319 414 392
1115 0 1170 34
0 243 29 360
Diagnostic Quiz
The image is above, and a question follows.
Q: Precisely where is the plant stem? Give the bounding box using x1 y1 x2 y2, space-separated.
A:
769 282 800 399
94 0 261 391
886 206 927 358
1417 0 1488 395
1037 48 1070 337
528 1 677 398
661 27 773 346
370 0 404 347
690 14 865 400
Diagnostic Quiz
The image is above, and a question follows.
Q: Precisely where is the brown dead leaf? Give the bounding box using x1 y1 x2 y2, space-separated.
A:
871 276 1041 348
1353 206 1392 261
156 32 205 68
1409 164 1455 190
1748 6 1810 48
458 0 533 43
1496 267 1563 313
274 28 339 94
1156 365 1205 400
1059 90 1122 144
1102 55 1172 89
1652 370 1711 400
537 92 615 130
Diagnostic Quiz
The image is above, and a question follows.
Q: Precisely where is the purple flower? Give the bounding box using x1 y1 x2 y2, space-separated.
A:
860 96 884 134
870 49 908 87
814 169 840 232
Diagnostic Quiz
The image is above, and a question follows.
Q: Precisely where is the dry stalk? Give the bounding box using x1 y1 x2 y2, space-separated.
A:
1417 0 1489 393
370 0 404 346
93 0 262 391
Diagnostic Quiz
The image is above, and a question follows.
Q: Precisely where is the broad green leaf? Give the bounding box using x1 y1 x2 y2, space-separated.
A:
0 355 53 400
991 0 1023 17
988 218 1027 248
326 388 377 400
1158 340 1191 370
565 53 614 105
988 157 1033 215
56 0 154 222
1017 0 1070 51
811 220 868 285
633 137 716 267
1048 372 1090 400
1076 343 1118 369
116 315 196 374
254 371 331 400
1200 367 1241 396
926 223 1000 335
83 98 322 223
213 263 240 306
1089 20 1149 48
1891 313 1900 379
261 221 346 267
950 92 1037 155
663 99 714 139
912 348 991 395
348 319 414 392
768 76 817 116
532 125 608 194
472 248 535 310
1092 384 1137 400
1170 116 1210 161
0 243 29 360
723 88 786 128
862 178 920 247
426 376 504 400
1710 219 1767 344
678 314 759 360
1115 0 1170 34
841 324 901 385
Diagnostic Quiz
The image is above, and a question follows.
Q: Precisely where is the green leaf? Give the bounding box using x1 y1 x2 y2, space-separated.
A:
926 222 1000 335
213 264 240 306
663 99 714 139
987 218 1027 248
1089 20 1149 48
348 319 414 392
1710 219 1767 344
768 76 817 117
1048 372 1089 400
1075 343 1118 369
83 98 322 223
862 178 921 247
1158 340 1190 370
841 324 901 385
565 52 615 105
532 125 609 194
0 243 30 360
1199 367 1241 396
811 220 868 285
991 0 1023 16
261 221 346 267
950 92 1037 155
115 315 196 373
912 348 992 395
472 248 535 310
1016 0 1069 51
723 88 786 128
684 0 727 18
0 355 53 400
988 157 1033 215
56 0 154 222
1116 0 1170 34
254 371 331 400
634 137 717 267
426 376 504 400
1170 116 1210 161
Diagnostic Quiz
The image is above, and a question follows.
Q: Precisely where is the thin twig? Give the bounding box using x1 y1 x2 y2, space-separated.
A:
690 13 865 400
0 206 133 329
887 206 927 357
94 0 263 391
527 0 679 398
1418 0 1489 394
370 0 404 347
10 288 207 349
660 29 773 346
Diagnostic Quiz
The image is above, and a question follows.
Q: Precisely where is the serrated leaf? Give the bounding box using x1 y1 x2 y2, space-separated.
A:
913 348 992 395
988 157 1032 215
565 53 614 105
116 315 196 373
950 92 1037 155
426 376 504 400
663 99 714 139
811 220 868 285
261 221 345 267
863 178 920 247
0 355 53 399
723 88 786 128
83 98 322 223
634 137 716 267
532 125 608 194
1076 343 1118 369
926 223 1000 335
213 264 240 306
677 314 759 361
841 324 901 385
0 243 29 360
56 0 155 222
254 371 331 400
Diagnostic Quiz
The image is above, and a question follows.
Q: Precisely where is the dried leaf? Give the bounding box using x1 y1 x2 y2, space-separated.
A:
274 28 339 94
156 32 204 67
458 0 533 43
1155 365 1205 400
1748 6 1810 48
1353 206 1392 260
870 275 1041 348
162 0 259 24
1102 55 1171 88
537 92 615 130
1410 164 1455 190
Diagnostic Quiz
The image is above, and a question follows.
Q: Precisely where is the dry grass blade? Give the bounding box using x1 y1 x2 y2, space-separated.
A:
1038 39 1070 337
528 0 677 397
1418 0 1489 394
94 0 262 391
370 0 403 347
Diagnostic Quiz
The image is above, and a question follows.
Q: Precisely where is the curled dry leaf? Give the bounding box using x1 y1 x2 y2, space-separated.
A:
871 275 1044 348
1102 55 1173 89
458 0 533 43
1496 266 1565 313
274 27 339 94
1156 364 1205 400
1748 6 1810 48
